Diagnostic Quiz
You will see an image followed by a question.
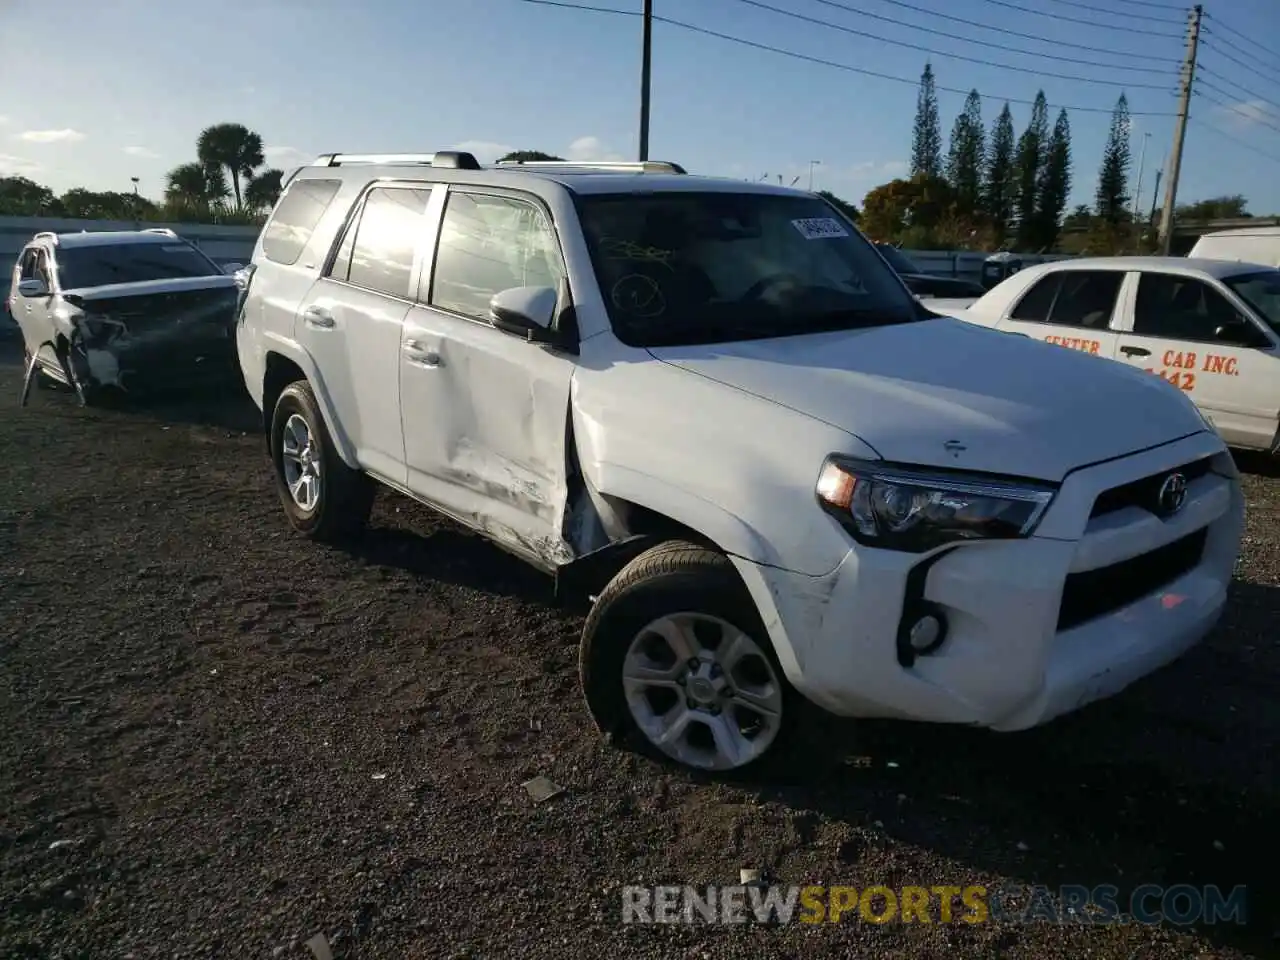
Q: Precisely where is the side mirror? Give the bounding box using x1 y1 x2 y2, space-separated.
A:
489 285 557 342
17 278 49 298
1215 316 1270 348
222 261 244 275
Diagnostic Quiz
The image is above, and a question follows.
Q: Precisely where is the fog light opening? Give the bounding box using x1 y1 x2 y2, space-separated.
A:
897 604 948 666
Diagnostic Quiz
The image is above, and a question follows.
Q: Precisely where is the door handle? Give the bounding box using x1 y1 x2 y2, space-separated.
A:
403 341 442 367
301 305 335 329
1120 344 1151 357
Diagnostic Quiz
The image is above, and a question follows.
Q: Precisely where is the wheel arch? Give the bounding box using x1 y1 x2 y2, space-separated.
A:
260 336 358 468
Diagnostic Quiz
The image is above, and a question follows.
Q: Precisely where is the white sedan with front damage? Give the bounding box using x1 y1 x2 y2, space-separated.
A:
949 256 1280 454
9 228 243 403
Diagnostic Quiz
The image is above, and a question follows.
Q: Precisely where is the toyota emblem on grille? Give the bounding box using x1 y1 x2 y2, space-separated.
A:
1156 472 1188 516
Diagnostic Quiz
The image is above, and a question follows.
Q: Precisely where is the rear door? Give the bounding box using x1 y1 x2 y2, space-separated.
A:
294 184 435 484
1111 270 1280 450
995 268 1125 359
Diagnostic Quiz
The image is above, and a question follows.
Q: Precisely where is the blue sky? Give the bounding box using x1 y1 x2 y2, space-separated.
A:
3 0 1279 215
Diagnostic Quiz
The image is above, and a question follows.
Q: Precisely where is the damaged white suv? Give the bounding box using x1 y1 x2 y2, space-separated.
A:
236 151 1245 774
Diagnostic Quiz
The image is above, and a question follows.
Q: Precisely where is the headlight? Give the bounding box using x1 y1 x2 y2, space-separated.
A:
815 456 1056 553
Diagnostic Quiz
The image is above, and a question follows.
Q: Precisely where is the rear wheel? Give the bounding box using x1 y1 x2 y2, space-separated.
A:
580 540 804 776
269 379 374 542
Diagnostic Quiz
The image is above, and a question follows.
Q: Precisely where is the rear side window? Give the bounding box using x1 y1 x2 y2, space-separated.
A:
261 178 341 266
328 187 432 298
1010 270 1122 329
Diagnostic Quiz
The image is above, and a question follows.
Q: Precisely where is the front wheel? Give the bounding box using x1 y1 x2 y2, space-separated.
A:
579 540 803 776
269 379 374 542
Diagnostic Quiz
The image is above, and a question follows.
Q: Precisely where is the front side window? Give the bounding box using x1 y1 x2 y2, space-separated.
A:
53 242 220 289
1222 270 1280 339
1134 273 1247 341
429 191 564 320
577 191 920 347
335 187 432 298
1010 270 1122 328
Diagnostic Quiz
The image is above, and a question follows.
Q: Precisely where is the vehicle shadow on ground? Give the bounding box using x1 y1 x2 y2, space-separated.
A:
346 522 557 606
735 579 1280 954
1232 449 1280 479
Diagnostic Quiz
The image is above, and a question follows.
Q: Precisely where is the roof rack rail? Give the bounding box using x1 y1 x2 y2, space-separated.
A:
313 151 481 170
494 159 687 174
32 231 59 245
143 227 178 237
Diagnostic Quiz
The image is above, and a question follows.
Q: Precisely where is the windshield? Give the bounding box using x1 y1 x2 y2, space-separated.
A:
55 241 222 289
577 191 923 347
1224 270 1280 336
876 243 920 275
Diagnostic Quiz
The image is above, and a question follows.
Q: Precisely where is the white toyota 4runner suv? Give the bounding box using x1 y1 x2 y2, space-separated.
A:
236 151 1245 775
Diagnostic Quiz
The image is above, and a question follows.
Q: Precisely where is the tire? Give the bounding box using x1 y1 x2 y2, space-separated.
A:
580 540 808 777
269 379 374 542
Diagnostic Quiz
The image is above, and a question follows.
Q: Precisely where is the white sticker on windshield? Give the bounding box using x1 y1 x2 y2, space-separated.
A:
791 217 849 240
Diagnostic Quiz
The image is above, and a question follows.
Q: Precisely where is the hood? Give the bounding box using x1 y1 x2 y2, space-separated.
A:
648 317 1207 482
61 274 236 303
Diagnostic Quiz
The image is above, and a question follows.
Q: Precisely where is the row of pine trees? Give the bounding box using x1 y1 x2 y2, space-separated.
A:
897 63 1132 252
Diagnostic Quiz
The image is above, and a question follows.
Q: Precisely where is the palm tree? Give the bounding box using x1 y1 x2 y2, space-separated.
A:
164 162 229 211
197 123 265 210
244 168 285 212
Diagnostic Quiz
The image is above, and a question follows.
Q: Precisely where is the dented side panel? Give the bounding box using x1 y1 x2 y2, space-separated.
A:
399 302 576 569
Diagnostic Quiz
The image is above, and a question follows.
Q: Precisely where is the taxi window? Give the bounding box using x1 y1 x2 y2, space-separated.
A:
1009 270 1121 329
1133 274 1243 341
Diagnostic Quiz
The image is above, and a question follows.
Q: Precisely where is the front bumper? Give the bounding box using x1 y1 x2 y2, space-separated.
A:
735 431 1244 730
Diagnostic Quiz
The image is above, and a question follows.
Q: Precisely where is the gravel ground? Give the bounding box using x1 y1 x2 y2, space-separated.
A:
1 335 1277 960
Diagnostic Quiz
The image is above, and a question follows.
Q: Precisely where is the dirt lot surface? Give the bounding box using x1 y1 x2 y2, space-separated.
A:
1 335 1277 959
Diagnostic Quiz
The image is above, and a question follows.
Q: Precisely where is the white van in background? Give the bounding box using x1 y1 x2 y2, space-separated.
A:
1188 226 1280 268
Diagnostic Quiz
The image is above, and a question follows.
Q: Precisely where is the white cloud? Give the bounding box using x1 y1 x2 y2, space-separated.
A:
447 140 516 164
264 145 314 167
1215 99 1280 130
17 128 86 144
565 135 624 162
123 146 160 159
0 116 8 125
0 153 42 176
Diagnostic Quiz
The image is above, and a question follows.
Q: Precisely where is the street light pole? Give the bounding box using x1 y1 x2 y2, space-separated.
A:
1131 132 1150 222
808 160 821 192
131 177 141 227
638 0 653 162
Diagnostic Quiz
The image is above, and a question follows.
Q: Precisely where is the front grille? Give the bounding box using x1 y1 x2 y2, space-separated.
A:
1089 456 1214 519
1056 526 1208 631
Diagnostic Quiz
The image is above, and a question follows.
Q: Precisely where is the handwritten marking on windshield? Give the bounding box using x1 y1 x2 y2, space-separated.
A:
611 275 666 318
600 238 675 270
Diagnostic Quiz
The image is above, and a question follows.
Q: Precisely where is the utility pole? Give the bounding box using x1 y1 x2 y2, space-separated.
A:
808 160 821 192
638 0 653 161
1157 4 1202 255
1148 167 1163 235
1131 132 1150 221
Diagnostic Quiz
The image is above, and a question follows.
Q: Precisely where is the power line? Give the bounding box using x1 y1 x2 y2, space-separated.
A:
1197 72 1280 123
968 0 1183 38
1202 12 1280 72
513 0 1181 116
1014 0 1183 26
792 0 1176 74
813 0 1178 63
1097 0 1187 9
1189 115 1280 166
728 0 1176 87
1195 86 1280 139
1199 33 1280 87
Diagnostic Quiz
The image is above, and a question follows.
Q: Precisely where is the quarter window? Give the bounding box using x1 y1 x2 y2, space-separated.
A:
1010 270 1122 329
332 187 432 298
1134 273 1245 341
261 178 341 266
428 192 564 320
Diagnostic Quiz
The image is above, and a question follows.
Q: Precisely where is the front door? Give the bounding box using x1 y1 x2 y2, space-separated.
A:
996 268 1124 360
294 184 435 484
399 185 576 568
1112 271 1280 450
